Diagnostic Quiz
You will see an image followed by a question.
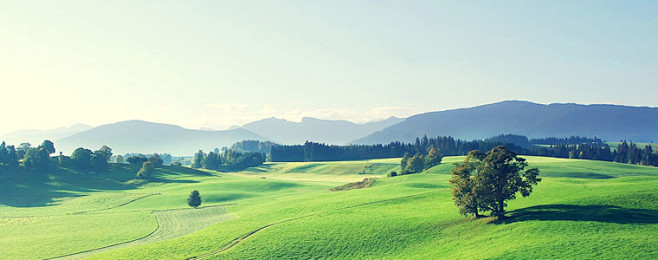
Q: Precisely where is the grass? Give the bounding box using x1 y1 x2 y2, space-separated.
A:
0 156 657 259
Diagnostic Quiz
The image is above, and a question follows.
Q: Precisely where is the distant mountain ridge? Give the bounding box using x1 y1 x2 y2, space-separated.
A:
355 101 658 144
242 116 403 145
0 124 92 145
56 120 266 155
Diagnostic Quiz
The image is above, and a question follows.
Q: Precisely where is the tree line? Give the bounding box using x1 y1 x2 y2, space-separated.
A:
398 147 442 175
268 135 658 167
0 140 115 172
191 149 266 171
0 140 57 171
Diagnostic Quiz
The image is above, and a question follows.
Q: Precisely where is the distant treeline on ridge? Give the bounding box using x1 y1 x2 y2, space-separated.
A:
268 135 657 167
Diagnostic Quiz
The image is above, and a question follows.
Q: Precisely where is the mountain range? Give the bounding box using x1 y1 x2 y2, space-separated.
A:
2 101 656 156
0 124 92 145
355 101 658 144
242 116 403 145
54 120 265 156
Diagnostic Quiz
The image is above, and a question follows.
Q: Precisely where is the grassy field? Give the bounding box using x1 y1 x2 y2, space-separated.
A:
1 157 656 259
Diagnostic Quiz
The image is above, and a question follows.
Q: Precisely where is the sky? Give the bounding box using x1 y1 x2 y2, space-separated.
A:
1 0 656 134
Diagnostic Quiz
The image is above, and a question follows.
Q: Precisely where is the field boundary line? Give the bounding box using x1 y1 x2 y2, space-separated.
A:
187 191 437 259
71 192 162 215
49 204 234 260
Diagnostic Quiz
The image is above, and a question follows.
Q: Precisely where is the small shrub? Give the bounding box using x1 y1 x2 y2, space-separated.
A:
388 171 398 177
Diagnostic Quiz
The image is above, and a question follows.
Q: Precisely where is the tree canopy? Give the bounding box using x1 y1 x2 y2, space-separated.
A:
187 190 202 208
450 146 541 218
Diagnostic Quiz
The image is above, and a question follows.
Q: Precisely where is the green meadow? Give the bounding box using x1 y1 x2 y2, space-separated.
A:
1 156 656 259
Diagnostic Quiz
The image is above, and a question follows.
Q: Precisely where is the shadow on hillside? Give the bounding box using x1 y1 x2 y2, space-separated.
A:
149 178 199 184
498 204 658 225
0 165 208 207
540 172 615 179
243 164 276 173
159 166 213 176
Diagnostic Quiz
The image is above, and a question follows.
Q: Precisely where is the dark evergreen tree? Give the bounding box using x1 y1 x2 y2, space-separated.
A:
187 190 202 208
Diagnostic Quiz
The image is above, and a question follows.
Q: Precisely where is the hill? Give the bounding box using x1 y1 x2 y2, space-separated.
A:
55 120 266 155
356 101 658 144
242 116 403 145
0 124 92 145
0 157 655 259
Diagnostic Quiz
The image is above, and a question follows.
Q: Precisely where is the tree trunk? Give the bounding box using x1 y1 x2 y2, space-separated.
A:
474 201 480 218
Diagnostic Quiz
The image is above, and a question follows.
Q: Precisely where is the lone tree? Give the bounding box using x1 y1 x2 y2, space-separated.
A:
450 146 541 219
187 190 202 208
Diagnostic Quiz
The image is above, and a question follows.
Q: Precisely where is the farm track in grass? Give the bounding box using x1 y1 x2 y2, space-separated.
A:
53 205 236 260
188 191 436 259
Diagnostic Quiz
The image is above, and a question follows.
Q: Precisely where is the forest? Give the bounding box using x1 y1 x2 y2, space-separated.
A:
268 135 658 167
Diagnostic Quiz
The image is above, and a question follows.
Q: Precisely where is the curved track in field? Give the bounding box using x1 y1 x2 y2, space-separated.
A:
188 192 435 259
52 205 236 260
71 193 162 215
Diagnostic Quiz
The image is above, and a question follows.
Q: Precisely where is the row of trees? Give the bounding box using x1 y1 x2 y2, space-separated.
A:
450 146 541 218
0 140 118 172
0 140 57 171
230 140 275 154
268 135 658 167
192 150 266 171
613 141 656 166
66 145 113 171
119 153 175 166
269 137 532 163
530 136 603 145
399 147 442 175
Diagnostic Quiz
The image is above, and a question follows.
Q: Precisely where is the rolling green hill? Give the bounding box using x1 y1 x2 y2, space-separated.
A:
1 157 656 259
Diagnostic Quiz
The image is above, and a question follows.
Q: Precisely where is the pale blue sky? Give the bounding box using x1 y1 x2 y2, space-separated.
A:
1 1 656 134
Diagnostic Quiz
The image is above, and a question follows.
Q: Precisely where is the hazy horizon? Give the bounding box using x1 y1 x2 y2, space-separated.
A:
2 1 657 134
2 99 656 136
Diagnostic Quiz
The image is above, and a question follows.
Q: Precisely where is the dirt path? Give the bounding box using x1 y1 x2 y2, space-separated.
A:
187 192 435 259
52 205 236 260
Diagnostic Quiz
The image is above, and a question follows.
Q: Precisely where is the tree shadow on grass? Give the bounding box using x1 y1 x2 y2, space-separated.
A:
497 204 658 225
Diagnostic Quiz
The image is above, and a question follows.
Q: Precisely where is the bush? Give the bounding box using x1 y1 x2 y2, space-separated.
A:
136 161 155 179
388 171 398 177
